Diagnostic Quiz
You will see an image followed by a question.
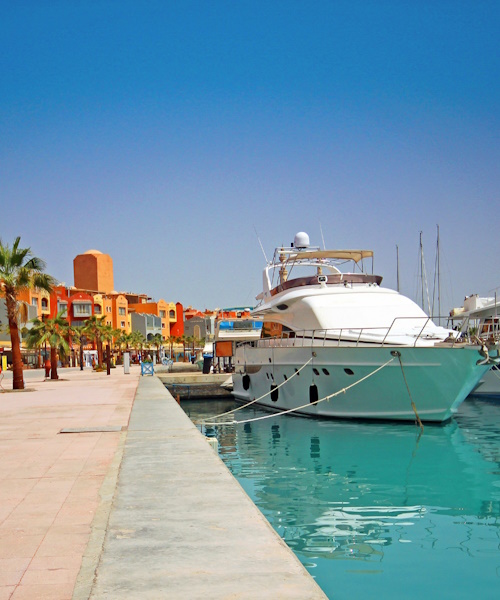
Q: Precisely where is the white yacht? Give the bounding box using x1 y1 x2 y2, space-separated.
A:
232 233 499 422
449 294 500 398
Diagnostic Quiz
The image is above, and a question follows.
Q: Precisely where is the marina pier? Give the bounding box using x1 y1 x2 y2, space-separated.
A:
0 367 325 599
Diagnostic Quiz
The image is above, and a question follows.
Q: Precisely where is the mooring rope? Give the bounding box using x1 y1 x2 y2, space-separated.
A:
393 351 424 431
198 357 313 423
201 356 396 426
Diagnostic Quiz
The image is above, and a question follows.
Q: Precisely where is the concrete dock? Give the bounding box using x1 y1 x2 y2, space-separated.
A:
157 370 232 399
0 367 326 599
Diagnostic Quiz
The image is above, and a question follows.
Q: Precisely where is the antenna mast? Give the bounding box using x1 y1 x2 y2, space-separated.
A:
253 226 268 263
319 222 326 250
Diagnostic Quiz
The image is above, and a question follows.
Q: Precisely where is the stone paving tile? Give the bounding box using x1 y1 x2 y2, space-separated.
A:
0 367 139 599
21 556 81 585
10 582 75 600
0 533 45 559
0 500 19 523
0 586 16 600
0 479 37 501
0 558 31 587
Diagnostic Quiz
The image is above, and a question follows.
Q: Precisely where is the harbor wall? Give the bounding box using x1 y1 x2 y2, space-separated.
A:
85 375 326 599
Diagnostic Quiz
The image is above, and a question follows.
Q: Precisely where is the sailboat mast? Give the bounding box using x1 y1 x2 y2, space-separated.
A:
437 225 441 325
396 244 400 292
420 232 424 310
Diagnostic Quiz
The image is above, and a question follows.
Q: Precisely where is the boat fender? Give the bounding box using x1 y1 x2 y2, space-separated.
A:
270 384 278 402
309 384 319 404
242 374 250 390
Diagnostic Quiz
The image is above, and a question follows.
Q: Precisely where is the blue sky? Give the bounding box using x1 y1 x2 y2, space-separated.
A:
1 1 499 314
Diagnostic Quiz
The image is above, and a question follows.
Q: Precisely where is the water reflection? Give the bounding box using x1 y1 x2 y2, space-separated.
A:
182 398 500 599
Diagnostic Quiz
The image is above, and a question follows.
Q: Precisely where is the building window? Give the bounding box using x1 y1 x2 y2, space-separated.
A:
121 321 126 328
32 297 38 306
118 307 126 315
161 323 165 328
57 301 68 317
41 298 48 309
106 306 111 313
73 303 92 317
169 310 175 318
159 310 166 318
94 305 102 314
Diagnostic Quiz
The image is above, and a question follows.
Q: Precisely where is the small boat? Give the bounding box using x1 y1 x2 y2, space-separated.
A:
449 294 500 398
232 232 499 422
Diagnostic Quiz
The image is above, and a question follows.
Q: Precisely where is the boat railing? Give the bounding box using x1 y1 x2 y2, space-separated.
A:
238 316 461 350
456 314 500 344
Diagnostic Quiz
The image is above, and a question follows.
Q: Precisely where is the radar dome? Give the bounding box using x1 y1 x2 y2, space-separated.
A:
293 232 310 249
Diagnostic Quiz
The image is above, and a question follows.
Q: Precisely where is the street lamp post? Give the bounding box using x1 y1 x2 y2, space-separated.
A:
106 343 111 376
80 335 86 371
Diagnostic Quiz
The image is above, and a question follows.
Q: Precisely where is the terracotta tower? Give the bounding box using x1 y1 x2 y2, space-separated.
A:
73 250 114 294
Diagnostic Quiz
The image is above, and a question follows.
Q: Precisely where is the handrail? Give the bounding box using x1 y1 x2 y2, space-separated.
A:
237 316 462 350
381 316 433 347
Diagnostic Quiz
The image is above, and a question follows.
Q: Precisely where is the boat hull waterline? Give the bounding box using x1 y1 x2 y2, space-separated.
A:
233 344 494 422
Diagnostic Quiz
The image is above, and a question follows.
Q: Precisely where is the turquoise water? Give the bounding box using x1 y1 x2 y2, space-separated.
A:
182 398 500 600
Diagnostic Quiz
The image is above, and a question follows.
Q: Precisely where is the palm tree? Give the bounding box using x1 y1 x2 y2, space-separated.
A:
180 334 188 361
164 335 174 361
82 315 107 367
0 237 55 389
129 330 146 360
194 336 205 363
151 333 163 363
171 335 179 360
24 312 70 380
117 331 132 352
100 324 120 367
185 335 194 362
115 331 131 361
71 326 87 369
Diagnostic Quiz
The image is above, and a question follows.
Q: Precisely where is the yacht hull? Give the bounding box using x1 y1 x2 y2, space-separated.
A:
233 344 495 422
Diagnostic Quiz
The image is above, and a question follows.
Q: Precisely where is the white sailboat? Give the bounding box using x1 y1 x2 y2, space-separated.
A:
232 232 499 422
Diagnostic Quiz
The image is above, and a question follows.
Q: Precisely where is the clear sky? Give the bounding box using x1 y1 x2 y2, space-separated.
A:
1 1 499 315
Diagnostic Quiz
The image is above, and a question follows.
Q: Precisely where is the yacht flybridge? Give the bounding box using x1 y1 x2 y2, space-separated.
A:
232 233 499 422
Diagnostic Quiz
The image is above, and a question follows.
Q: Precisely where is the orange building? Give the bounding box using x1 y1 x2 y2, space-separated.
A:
111 294 129 333
7 248 184 367
184 306 205 321
73 250 114 294
128 299 174 340
90 293 128 332
17 288 51 320
170 302 184 337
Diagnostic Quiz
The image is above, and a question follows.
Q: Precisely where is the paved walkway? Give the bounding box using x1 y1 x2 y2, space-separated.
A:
0 367 326 599
0 367 140 600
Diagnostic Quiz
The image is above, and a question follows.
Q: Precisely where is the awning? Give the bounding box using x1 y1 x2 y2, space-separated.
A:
286 250 373 263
